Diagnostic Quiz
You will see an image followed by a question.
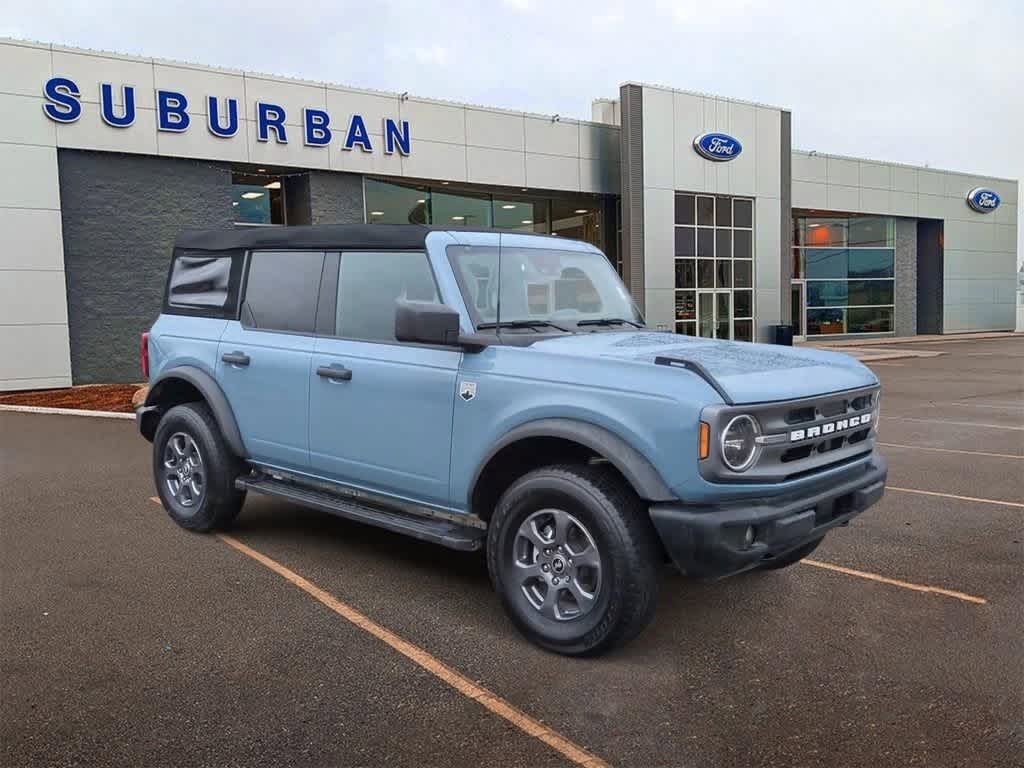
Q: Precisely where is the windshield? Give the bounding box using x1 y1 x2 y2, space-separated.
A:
448 245 643 329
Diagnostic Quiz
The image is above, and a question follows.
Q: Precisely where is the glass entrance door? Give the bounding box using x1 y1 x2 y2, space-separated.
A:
697 290 733 339
791 280 806 341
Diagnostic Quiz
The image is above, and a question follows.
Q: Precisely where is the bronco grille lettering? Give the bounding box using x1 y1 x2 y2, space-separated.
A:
790 413 870 442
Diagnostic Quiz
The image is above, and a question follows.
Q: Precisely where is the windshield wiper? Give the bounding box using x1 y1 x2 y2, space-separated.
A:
576 317 645 329
476 320 571 332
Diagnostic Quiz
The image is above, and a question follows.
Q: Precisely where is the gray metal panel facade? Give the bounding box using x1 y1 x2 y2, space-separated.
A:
619 84 645 310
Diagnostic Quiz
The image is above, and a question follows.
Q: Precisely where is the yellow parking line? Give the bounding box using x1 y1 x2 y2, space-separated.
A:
217 533 610 768
801 559 987 604
878 443 1023 460
888 486 1024 509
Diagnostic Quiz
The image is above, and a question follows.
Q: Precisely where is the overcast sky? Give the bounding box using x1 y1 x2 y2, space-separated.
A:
4 0 1021 265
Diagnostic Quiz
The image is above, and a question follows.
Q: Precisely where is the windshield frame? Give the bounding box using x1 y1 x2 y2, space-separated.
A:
446 241 644 333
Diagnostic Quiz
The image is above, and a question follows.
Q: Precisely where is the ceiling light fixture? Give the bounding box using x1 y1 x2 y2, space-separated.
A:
240 191 264 199
521 219 533 225
370 211 384 216
263 181 281 189
416 198 426 204
452 215 465 221
256 168 267 173
502 204 516 209
574 209 588 214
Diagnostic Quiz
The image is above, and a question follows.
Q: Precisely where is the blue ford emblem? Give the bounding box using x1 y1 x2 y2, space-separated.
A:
693 132 742 162
966 187 1000 213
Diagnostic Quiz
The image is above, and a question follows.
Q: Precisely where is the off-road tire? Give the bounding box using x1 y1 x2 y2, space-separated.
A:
757 536 824 570
153 402 246 532
487 464 661 656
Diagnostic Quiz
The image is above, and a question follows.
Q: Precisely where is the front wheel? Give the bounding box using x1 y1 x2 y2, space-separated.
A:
153 402 246 532
487 465 661 656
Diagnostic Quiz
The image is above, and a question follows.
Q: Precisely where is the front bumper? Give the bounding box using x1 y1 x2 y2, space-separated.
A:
649 454 887 579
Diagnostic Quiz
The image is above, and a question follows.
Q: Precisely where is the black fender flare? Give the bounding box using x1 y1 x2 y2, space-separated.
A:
469 418 675 505
144 365 247 457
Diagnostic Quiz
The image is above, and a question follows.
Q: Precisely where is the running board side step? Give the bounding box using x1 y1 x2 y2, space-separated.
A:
235 475 485 552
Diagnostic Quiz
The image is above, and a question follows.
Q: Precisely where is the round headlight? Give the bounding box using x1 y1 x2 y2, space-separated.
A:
721 415 761 472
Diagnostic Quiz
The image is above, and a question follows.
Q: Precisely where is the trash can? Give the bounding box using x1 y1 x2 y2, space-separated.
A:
770 324 794 346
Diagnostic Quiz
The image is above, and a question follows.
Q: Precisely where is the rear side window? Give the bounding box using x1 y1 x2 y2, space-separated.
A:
242 250 325 333
165 250 244 316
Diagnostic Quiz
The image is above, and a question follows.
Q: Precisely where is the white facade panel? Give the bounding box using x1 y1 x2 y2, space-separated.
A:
465 109 524 152
0 270 68 325
399 99 466 145
525 152 579 191
325 88 401 139
0 93 57 146
0 324 72 388
0 144 61 209
859 162 891 190
242 75 327 127
158 118 250 162
400 138 467 182
525 117 579 157
466 146 525 187
334 141 404 176
641 87 674 191
153 63 246 117
51 48 157 109
0 208 63 270
642 189 674 291
0 40 52 97
244 116 330 170
56 103 160 155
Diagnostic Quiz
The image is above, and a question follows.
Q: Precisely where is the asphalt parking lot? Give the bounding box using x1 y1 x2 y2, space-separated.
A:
2 336 1022 768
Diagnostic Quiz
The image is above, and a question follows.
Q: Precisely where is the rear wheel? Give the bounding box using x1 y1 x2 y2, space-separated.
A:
487 464 660 656
153 402 246 531
758 536 824 570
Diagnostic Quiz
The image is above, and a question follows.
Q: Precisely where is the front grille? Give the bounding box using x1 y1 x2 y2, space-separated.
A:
700 385 879 484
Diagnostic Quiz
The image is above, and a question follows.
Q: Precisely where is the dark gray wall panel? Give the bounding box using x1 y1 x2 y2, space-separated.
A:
309 170 364 225
619 84 644 309
916 219 944 334
58 150 233 384
894 218 918 337
779 111 793 326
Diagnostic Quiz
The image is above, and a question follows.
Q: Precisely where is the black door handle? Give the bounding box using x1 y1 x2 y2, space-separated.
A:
222 351 250 366
316 365 352 381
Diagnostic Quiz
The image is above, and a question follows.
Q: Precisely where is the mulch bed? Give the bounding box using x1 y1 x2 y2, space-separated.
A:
0 383 146 413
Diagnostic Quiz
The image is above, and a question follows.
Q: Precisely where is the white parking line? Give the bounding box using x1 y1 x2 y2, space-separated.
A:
888 486 1024 509
801 559 987 604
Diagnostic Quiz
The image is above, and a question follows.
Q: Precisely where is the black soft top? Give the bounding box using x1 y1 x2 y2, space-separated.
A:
174 223 488 253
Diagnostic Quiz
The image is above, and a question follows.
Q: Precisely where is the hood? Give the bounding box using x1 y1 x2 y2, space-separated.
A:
530 331 877 404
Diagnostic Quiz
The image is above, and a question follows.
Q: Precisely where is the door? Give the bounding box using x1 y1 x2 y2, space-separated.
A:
309 250 460 507
216 250 324 470
791 280 806 341
697 289 733 339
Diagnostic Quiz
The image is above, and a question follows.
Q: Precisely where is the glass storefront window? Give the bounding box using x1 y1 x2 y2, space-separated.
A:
365 178 429 225
432 189 492 227
493 196 548 233
674 192 756 341
363 178 608 251
232 172 284 225
794 213 896 336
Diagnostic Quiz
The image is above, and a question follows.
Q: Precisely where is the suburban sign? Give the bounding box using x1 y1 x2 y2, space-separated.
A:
966 187 1001 213
41 76 412 155
693 132 742 162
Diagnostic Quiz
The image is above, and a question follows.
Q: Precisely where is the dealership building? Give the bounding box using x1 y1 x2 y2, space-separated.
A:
0 37 1018 390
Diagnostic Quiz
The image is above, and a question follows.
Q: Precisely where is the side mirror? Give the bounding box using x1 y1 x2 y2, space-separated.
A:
395 300 461 346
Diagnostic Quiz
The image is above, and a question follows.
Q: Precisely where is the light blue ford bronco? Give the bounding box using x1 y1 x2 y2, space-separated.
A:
138 224 886 655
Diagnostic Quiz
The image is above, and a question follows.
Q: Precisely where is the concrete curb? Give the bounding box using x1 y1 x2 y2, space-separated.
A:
0 404 135 420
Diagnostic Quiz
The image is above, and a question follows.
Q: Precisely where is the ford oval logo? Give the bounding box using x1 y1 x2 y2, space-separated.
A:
693 132 742 162
966 187 1000 213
